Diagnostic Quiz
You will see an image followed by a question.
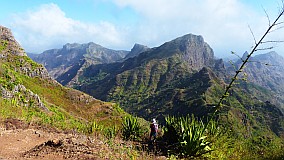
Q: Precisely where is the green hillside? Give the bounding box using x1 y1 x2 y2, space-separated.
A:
66 34 284 158
0 26 126 133
4 25 284 158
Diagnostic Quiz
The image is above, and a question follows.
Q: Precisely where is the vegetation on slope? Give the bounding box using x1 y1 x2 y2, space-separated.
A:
0 28 128 133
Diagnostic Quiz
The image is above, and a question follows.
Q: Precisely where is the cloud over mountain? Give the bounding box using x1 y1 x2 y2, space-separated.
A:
7 0 284 57
10 3 126 53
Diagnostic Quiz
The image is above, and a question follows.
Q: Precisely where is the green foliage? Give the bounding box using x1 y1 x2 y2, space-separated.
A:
122 116 144 141
163 115 221 158
0 40 8 52
91 120 103 132
0 97 92 133
14 55 42 70
104 125 118 139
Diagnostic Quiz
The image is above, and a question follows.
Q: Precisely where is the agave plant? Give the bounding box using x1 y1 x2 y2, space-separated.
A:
178 115 211 157
121 116 143 141
164 114 219 157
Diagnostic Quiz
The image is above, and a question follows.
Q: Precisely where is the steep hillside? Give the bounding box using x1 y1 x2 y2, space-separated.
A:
72 34 226 116
61 34 284 139
23 30 284 158
0 25 125 133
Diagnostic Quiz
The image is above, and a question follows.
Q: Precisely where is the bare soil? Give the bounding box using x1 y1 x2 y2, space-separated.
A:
0 118 166 160
0 118 107 159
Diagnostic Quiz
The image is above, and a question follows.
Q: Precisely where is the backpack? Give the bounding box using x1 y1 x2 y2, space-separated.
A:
151 123 158 133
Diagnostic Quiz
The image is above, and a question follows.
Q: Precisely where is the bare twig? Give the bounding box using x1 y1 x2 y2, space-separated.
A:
274 21 284 25
261 40 284 44
228 60 238 71
231 51 243 60
248 25 257 44
255 46 274 51
262 6 271 26
269 25 284 33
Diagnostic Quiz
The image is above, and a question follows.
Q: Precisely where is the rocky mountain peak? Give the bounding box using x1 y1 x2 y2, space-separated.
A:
0 26 26 56
227 51 284 96
160 34 215 70
62 43 81 50
173 34 205 45
124 43 150 59
131 43 149 51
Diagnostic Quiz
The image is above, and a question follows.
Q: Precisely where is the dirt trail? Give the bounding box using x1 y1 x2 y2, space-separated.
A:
0 119 167 160
0 119 104 160
0 128 66 159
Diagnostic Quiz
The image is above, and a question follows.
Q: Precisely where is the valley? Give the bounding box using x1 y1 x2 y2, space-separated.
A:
1 23 284 159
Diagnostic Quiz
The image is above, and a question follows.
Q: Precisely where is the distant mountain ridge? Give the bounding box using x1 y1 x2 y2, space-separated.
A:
240 51 284 92
28 42 150 85
226 51 284 111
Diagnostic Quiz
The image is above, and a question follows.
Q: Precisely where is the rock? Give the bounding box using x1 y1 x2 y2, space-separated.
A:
0 25 26 56
44 139 62 147
0 84 49 111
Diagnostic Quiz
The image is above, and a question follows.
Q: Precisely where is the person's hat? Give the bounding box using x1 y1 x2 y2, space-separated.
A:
152 119 156 123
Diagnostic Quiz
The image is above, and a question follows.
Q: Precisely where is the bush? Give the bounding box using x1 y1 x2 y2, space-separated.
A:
104 126 118 139
121 116 143 141
163 115 220 158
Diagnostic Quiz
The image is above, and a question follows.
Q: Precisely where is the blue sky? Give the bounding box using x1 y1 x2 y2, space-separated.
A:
1 0 284 57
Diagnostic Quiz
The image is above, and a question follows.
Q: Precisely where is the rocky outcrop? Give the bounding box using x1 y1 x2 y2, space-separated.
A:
16 59 51 80
0 26 26 56
1 84 48 111
0 26 51 81
173 34 215 70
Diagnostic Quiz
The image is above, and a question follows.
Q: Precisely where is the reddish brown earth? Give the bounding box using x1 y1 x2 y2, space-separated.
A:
0 119 114 160
0 118 166 160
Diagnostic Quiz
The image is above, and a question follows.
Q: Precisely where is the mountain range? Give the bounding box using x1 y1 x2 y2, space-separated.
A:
28 42 149 86
28 33 284 138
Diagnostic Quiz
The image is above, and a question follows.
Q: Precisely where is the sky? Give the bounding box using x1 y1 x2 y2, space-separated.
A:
1 0 284 58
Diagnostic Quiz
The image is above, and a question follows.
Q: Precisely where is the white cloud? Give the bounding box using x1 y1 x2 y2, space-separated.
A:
8 1 284 57
111 0 283 57
10 3 127 53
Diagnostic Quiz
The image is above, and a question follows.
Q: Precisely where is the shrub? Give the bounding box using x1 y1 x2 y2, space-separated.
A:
121 116 143 141
163 115 220 158
104 126 118 139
